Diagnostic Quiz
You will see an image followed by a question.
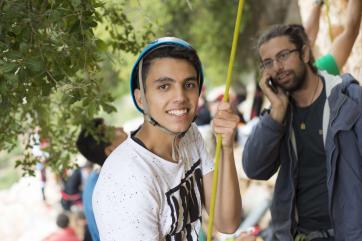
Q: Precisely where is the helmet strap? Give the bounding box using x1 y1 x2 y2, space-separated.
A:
138 59 149 115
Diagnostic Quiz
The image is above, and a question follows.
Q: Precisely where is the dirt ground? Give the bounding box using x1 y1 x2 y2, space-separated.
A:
0 173 65 241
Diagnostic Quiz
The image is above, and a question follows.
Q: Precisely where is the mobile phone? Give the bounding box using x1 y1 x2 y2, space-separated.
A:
267 77 278 93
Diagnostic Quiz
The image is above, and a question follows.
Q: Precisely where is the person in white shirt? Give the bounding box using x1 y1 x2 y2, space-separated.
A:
93 37 247 241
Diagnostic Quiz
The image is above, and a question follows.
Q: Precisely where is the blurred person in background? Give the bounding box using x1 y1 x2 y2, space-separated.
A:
304 0 362 75
42 212 80 241
60 161 93 211
77 118 127 241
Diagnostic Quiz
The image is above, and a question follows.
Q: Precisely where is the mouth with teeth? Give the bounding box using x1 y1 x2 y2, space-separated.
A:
167 108 189 117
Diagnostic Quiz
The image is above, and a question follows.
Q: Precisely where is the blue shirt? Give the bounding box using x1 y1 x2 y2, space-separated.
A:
82 171 100 241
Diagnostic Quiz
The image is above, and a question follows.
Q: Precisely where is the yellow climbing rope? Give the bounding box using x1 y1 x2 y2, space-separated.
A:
325 0 334 41
206 0 245 240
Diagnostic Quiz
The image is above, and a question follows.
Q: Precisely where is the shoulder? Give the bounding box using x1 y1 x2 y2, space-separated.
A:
343 74 362 99
102 137 141 170
92 141 161 221
95 138 156 191
346 82 362 96
336 73 362 102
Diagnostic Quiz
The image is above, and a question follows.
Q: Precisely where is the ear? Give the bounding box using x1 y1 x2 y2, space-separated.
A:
301 45 311 64
134 89 144 111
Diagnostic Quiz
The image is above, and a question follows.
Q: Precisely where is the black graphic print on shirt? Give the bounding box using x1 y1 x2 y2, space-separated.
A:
165 159 204 241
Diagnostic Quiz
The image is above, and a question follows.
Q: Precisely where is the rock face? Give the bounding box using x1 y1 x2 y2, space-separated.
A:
299 0 362 82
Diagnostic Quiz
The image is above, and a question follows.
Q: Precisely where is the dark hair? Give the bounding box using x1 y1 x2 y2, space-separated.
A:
257 24 318 74
134 45 202 90
76 118 109 166
56 212 70 229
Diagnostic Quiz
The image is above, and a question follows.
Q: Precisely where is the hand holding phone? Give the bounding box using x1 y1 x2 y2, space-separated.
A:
267 77 278 94
259 73 289 124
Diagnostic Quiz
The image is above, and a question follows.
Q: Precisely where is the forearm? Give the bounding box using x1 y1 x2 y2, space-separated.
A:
330 0 362 70
242 113 283 179
304 1 323 47
214 147 241 234
345 0 362 37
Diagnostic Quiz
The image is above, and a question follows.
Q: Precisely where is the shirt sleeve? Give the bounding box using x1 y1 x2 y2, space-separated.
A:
315 54 340 76
93 155 161 241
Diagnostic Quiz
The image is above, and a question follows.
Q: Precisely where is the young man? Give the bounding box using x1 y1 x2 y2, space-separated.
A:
242 25 362 240
93 37 243 240
304 0 362 75
77 118 128 241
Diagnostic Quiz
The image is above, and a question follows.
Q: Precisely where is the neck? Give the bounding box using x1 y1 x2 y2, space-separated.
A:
135 121 180 162
292 69 322 107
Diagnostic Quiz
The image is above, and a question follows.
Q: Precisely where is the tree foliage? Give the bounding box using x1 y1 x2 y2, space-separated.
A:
139 0 293 87
0 0 153 174
0 0 295 175
162 0 241 86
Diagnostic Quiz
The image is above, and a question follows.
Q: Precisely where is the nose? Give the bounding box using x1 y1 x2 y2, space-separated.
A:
273 60 284 72
173 84 187 102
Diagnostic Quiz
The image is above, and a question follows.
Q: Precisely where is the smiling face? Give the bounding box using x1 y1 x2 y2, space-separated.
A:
135 57 199 134
259 36 309 92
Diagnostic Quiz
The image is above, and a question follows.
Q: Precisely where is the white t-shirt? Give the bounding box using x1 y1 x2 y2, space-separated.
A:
93 124 214 241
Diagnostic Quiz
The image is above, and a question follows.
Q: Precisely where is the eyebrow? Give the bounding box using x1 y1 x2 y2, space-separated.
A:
276 49 291 55
153 76 198 84
184 76 198 82
261 48 290 61
153 77 174 84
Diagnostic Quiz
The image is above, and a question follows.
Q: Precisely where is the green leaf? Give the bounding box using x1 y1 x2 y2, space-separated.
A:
71 0 81 8
25 57 44 72
19 42 29 53
95 39 107 51
0 62 17 73
86 102 97 116
102 103 117 113
15 160 22 168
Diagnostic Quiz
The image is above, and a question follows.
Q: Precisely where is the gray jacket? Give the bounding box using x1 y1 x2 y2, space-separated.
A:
242 71 362 241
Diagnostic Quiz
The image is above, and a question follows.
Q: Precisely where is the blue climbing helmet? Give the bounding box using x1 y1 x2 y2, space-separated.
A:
130 37 204 113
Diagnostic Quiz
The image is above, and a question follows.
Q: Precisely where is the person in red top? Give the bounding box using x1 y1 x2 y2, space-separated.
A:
42 212 80 241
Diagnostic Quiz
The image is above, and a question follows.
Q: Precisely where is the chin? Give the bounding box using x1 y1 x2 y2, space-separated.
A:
171 125 191 134
168 120 194 134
